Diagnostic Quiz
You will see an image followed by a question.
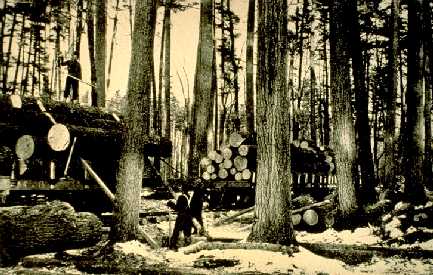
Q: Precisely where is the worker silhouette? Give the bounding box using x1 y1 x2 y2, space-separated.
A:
59 51 81 103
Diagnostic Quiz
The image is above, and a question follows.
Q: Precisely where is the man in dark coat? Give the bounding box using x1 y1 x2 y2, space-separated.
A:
190 179 207 235
60 51 81 102
168 192 193 250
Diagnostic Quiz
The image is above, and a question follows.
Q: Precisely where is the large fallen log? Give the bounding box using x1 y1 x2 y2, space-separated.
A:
0 201 103 267
0 95 171 158
180 240 296 255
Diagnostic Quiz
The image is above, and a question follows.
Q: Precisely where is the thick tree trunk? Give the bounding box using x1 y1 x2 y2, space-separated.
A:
0 201 103 267
404 0 427 203
113 0 156 241
383 0 399 190
249 0 295 245
106 0 121 91
75 0 84 55
245 0 255 136
423 0 433 190
95 0 106 107
350 0 376 203
329 0 358 217
227 0 239 131
164 0 171 139
188 0 214 177
3 11 17 92
87 0 97 106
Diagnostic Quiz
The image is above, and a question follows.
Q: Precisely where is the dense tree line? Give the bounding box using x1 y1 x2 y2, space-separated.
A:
2 0 432 244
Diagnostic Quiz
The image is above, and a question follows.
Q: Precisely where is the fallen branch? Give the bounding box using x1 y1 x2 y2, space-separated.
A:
180 241 295 255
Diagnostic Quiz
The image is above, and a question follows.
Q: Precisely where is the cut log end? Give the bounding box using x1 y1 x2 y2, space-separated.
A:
47 123 70 151
15 135 35 160
303 209 319 226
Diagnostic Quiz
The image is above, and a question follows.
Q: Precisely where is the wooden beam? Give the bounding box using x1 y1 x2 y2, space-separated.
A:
80 158 115 203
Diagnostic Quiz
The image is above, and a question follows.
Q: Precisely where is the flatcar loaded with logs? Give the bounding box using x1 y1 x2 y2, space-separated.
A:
0 95 171 213
197 132 337 210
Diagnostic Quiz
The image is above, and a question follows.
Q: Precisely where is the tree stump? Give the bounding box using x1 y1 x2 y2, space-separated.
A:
0 200 103 267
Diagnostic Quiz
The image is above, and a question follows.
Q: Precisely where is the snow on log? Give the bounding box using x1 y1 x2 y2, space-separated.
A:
0 201 103 267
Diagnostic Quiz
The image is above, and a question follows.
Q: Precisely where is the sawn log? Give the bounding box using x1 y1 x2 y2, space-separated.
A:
0 201 103 267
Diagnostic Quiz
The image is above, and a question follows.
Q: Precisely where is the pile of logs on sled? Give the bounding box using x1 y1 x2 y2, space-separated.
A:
199 133 256 182
0 95 171 181
198 132 336 188
290 194 337 231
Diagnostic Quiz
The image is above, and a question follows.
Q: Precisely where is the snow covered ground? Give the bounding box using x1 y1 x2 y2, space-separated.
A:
1 199 433 274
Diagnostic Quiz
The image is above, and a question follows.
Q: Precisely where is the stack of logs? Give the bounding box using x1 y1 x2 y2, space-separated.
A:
0 95 171 182
198 133 336 186
199 133 256 182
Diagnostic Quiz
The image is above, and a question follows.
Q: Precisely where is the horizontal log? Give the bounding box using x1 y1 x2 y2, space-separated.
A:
180 241 295 255
0 201 103 267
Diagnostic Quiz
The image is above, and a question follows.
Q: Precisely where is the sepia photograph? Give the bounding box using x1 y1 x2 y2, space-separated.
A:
0 0 433 274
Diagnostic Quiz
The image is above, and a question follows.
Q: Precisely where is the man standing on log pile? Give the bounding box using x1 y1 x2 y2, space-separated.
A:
59 51 82 103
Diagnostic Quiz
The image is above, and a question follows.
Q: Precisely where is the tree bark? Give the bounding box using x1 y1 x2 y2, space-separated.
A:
113 0 156 241
95 0 106 107
0 201 103 267
249 0 295 245
164 0 171 139
87 0 97 106
350 0 376 203
404 0 427 203
245 0 255 136
383 0 399 190
423 0 433 190
75 0 84 55
329 0 358 217
188 0 214 177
